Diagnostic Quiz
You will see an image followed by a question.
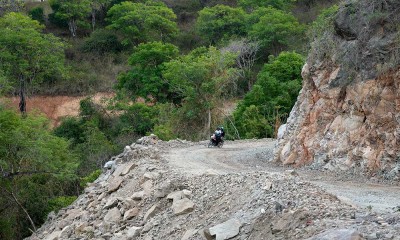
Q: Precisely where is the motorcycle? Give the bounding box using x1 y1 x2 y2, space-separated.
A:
208 134 224 148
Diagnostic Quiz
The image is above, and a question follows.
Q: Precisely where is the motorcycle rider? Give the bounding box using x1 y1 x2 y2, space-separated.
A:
213 127 224 145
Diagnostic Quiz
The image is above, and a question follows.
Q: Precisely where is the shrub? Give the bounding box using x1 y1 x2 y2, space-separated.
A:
28 7 45 23
80 169 102 187
82 29 123 54
119 103 159 136
153 124 176 140
47 196 77 213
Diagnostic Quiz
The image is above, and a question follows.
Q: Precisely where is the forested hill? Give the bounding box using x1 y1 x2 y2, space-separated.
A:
0 0 338 239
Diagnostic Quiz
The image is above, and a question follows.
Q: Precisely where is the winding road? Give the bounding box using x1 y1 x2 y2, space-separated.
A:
165 139 400 213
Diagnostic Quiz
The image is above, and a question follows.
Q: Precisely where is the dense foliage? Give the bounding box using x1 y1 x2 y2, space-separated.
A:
106 1 178 45
117 41 179 102
231 52 304 139
0 107 78 239
0 0 340 238
196 5 247 45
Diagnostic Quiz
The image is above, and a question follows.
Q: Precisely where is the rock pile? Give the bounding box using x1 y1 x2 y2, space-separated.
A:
26 136 400 240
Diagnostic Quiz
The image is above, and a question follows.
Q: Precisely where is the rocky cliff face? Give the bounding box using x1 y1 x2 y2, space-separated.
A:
275 0 400 177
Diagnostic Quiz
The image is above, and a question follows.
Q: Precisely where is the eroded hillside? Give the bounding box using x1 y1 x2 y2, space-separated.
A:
275 0 400 176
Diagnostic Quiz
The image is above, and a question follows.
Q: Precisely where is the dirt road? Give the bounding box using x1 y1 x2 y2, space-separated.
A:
165 139 400 213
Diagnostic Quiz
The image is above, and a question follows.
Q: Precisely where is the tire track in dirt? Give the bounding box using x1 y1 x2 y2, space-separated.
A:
165 139 400 213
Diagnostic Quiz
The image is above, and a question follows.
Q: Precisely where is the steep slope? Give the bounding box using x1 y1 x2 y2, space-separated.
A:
275 0 400 176
26 137 400 240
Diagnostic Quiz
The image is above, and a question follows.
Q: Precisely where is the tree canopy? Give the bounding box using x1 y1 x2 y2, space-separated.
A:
196 5 247 45
248 7 305 54
0 12 67 113
238 0 295 11
162 47 238 138
232 51 304 138
49 0 92 37
106 1 178 45
0 106 78 238
116 41 179 102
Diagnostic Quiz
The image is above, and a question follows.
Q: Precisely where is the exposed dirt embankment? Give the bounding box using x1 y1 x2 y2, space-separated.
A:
1 93 114 126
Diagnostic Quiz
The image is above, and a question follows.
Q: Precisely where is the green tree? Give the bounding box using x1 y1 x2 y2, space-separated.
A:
106 1 178 45
0 106 78 239
28 7 45 23
49 0 91 37
118 103 159 135
0 70 12 96
233 51 303 138
82 29 123 54
247 7 305 55
55 97 119 176
117 41 179 102
196 5 247 45
238 0 295 11
0 13 67 114
75 121 116 175
163 47 238 139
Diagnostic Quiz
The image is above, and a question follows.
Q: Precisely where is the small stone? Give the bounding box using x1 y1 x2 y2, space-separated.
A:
83 226 94 233
167 191 185 201
108 177 123 193
209 218 242 240
143 172 160 180
141 180 153 195
98 192 107 201
127 226 142 238
121 162 137 176
59 226 72 239
104 207 121 223
198 228 214 240
307 229 363 240
131 191 145 200
181 229 197 240
74 222 88 235
143 204 160 223
104 198 118 209
123 207 139 221
172 198 195 215
44 231 61 240
182 189 192 197
285 170 299 176
262 180 273 190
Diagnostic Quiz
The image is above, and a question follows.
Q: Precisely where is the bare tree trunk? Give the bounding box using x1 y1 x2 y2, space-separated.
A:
19 75 26 116
91 8 96 31
206 107 211 138
11 191 37 232
68 19 77 37
221 111 241 140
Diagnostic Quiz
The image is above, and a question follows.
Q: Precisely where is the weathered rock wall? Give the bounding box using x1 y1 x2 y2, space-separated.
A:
275 0 400 176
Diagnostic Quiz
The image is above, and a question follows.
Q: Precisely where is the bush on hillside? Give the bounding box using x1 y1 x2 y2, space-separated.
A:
82 29 123 54
29 7 45 23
